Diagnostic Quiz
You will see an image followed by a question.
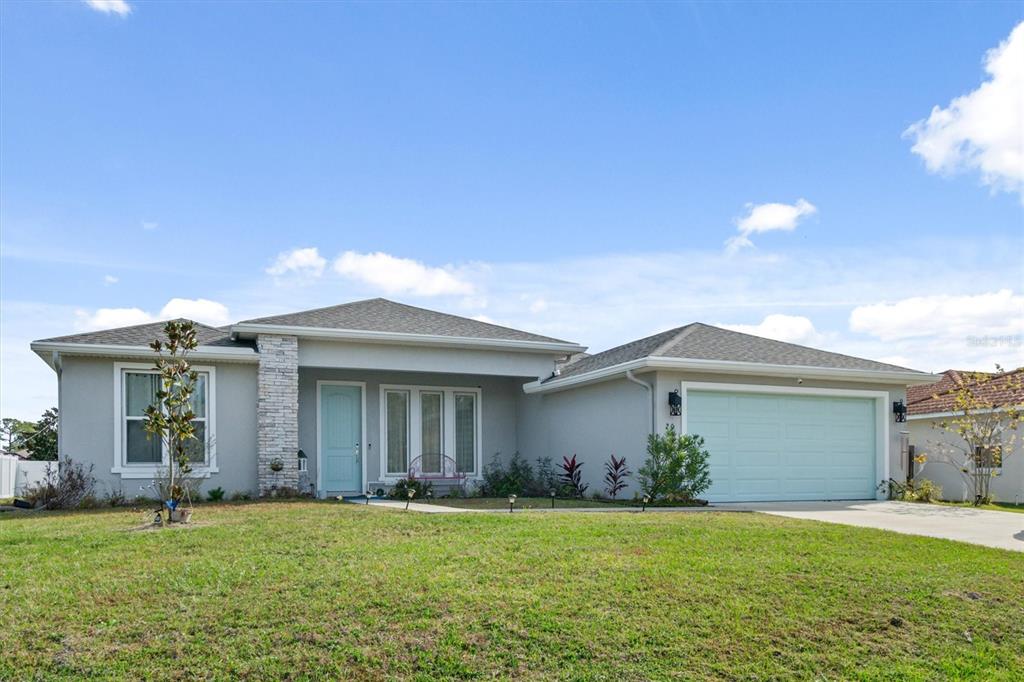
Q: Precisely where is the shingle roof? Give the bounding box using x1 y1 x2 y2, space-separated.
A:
237 298 571 344
907 368 1024 415
34 319 255 350
552 322 921 381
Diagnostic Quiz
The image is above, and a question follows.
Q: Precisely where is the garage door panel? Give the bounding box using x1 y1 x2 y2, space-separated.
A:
687 389 877 502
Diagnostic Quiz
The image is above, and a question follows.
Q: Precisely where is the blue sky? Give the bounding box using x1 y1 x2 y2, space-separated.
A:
2 1 1022 420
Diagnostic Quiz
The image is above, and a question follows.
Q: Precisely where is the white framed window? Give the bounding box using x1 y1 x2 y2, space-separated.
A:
113 362 217 478
380 384 481 479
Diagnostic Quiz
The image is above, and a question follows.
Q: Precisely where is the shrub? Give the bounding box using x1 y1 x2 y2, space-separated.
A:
558 455 588 498
879 478 942 503
22 457 97 510
207 486 225 502
104 489 128 507
533 456 558 494
388 477 434 500
228 490 252 502
637 425 712 502
603 455 631 499
480 452 538 496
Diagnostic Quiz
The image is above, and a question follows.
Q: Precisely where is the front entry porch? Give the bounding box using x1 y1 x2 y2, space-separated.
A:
299 367 527 499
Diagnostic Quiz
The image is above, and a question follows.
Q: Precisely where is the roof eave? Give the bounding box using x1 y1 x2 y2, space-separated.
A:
230 323 586 354
523 356 937 394
29 341 259 368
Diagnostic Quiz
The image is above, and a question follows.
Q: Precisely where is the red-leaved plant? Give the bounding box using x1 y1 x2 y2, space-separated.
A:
603 455 631 499
558 454 588 498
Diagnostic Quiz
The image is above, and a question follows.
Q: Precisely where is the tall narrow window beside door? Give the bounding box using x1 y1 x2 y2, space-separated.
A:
385 390 410 475
421 391 443 473
454 393 476 474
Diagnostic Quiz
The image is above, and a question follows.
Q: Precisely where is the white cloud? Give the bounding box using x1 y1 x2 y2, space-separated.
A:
720 314 823 346
529 298 549 314
141 221 158 231
73 298 231 331
103 275 119 286
726 199 817 253
849 289 1024 342
266 247 327 278
333 251 474 296
904 21 1024 198
159 298 231 327
75 307 151 331
85 1 131 16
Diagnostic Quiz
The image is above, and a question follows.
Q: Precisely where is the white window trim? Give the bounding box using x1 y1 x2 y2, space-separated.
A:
679 381 890 499
379 384 482 482
112 361 218 479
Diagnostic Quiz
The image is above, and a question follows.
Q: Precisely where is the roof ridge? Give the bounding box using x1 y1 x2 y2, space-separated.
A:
689 322 919 373
237 297 386 324
650 323 700 356
36 317 228 344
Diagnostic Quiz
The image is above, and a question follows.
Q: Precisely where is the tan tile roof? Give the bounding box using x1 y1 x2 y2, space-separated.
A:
906 368 1024 415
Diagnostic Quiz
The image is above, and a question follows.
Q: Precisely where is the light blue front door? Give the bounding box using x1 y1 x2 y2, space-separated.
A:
687 390 877 502
320 384 362 493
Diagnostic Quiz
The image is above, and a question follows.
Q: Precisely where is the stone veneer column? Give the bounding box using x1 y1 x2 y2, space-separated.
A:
256 334 299 496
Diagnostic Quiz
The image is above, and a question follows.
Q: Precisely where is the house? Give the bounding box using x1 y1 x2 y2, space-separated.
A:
907 369 1024 504
31 298 935 502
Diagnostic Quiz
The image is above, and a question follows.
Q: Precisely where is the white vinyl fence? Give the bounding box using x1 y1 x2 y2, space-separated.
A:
0 454 56 498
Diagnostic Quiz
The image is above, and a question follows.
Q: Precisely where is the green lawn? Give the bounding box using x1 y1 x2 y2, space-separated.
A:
2 502 1022 680
934 501 1024 514
429 496 620 510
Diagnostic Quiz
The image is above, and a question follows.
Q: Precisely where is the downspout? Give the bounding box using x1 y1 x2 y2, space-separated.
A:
625 369 655 435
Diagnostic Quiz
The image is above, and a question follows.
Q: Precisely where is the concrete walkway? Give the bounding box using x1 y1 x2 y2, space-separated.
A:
362 499 471 513
720 500 1024 552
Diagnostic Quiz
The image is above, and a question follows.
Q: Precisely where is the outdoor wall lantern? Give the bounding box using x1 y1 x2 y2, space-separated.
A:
297 449 307 472
893 400 907 423
668 390 682 416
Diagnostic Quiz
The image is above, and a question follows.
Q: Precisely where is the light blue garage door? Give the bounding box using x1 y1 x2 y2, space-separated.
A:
687 390 878 502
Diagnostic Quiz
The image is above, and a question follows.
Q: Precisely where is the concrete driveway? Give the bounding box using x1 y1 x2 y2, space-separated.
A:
720 500 1024 552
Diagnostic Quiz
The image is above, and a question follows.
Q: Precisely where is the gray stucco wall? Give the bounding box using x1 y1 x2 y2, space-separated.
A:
908 419 1023 503
58 355 258 499
516 377 651 498
297 368 523 495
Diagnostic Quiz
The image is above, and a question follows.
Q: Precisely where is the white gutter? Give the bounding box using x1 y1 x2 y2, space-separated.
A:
30 342 259 370
625 369 655 434
524 356 938 394
231 323 586 354
907 405 1023 421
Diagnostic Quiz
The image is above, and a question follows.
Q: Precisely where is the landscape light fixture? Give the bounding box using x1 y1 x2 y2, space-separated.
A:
508 494 517 513
642 495 650 512
365 489 373 505
406 489 415 510
550 490 556 508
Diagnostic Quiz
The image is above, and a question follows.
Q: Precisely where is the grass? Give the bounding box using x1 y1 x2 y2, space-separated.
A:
429 496 621 510
430 496 702 510
934 500 1024 514
1 502 1022 680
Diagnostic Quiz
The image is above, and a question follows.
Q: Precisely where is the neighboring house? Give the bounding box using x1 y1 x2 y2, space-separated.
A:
31 298 934 502
907 369 1024 504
